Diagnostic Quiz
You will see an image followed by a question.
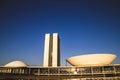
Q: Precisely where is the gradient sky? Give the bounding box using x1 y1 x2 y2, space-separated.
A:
0 0 120 66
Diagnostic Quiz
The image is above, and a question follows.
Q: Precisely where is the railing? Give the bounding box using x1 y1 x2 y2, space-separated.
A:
0 64 120 76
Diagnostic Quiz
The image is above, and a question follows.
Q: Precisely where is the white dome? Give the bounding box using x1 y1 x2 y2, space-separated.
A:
67 54 116 66
4 61 27 67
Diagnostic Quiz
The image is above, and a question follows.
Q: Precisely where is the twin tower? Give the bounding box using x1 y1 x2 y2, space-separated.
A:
43 33 60 67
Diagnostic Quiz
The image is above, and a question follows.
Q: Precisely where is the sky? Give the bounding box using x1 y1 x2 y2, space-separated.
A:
0 0 120 66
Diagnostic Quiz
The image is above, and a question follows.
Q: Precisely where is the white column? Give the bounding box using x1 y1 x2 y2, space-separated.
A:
43 34 51 67
52 33 59 67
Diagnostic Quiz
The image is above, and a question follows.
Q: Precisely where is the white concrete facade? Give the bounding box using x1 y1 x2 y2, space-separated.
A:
43 33 60 67
43 34 51 67
52 33 60 67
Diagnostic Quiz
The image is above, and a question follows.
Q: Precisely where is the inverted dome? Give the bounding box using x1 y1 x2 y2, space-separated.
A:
4 61 27 67
66 54 116 66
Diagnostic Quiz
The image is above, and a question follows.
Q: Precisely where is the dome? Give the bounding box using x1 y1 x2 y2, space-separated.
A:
4 61 28 67
66 54 116 66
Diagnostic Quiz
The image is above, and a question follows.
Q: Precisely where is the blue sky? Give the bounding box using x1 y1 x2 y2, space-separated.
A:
0 0 120 66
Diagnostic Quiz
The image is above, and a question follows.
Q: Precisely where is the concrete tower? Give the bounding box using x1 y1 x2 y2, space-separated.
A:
43 33 60 67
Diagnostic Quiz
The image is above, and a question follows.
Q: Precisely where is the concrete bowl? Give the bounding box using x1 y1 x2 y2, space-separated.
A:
66 54 116 66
